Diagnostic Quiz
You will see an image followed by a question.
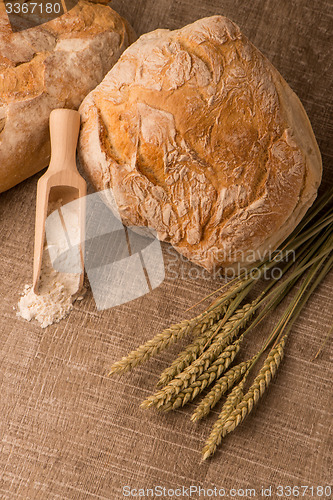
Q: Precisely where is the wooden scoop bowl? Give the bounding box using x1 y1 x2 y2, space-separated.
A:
33 109 87 294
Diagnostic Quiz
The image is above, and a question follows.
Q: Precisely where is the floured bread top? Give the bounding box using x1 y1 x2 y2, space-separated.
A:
78 16 322 272
0 0 136 192
0 0 131 100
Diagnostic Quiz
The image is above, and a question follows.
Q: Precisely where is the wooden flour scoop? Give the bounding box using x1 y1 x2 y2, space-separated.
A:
33 109 87 294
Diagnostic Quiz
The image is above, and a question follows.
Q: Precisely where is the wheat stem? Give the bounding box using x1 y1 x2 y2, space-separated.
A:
202 250 332 461
260 233 333 356
278 187 333 251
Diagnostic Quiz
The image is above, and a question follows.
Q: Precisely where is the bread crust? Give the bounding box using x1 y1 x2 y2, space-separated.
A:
78 16 322 272
0 0 136 193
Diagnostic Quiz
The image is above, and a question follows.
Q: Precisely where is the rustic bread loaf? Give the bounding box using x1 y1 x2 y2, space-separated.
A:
0 0 135 193
78 16 322 272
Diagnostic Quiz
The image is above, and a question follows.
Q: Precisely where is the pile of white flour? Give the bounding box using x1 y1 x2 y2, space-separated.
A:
17 200 84 328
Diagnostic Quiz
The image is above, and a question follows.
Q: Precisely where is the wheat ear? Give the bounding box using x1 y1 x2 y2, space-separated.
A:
141 337 243 410
191 358 254 422
142 300 257 408
108 300 231 375
156 321 222 388
159 344 245 411
156 300 257 387
202 335 287 460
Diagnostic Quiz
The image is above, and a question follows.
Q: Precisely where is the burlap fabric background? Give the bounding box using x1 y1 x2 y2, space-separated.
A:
0 1 332 498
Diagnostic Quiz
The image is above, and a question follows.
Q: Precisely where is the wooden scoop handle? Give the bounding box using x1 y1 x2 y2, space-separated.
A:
48 109 81 172
32 108 86 294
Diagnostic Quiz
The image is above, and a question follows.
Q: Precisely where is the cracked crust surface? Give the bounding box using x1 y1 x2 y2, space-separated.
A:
0 0 136 193
78 16 322 272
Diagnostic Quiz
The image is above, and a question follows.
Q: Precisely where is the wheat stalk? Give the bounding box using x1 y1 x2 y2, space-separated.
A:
202 335 287 460
191 358 254 422
201 239 333 459
106 191 333 462
141 299 259 409
108 304 229 375
108 277 257 377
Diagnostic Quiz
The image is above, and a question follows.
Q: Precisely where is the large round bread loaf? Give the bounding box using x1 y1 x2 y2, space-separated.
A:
0 0 135 193
78 16 322 273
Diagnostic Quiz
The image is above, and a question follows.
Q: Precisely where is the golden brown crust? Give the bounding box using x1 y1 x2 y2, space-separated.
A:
0 0 136 193
78 16 322 272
